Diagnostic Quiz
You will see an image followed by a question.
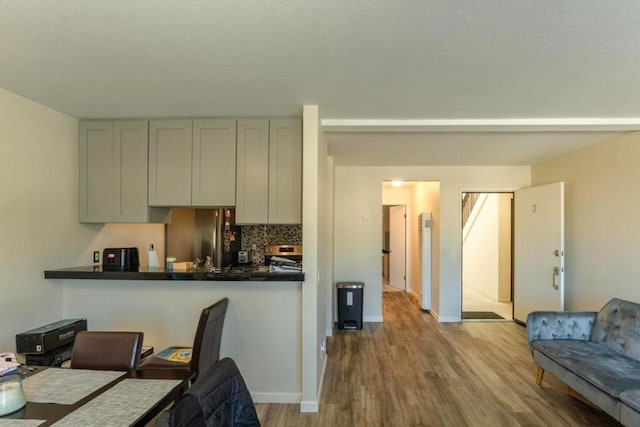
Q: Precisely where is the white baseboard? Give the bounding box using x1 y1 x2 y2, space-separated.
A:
317 349 328 398
299 355 327 413
300 400 319 412
438 316 462 323
251 392 301 404
364 315 383 322
430 311 461 323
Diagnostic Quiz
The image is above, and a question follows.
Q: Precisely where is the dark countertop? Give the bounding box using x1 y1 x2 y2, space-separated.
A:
44 265 305 282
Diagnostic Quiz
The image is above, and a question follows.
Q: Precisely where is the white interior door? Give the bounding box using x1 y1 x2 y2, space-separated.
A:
389 205 406 290
514 182 564 323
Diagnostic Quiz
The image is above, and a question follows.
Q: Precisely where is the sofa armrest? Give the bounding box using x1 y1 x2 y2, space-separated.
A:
526 311 597 353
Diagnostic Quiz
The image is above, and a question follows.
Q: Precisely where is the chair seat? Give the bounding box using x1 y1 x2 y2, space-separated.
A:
142 356 192 371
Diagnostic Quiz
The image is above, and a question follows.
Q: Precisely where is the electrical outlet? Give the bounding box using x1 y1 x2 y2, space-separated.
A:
93 251 99 263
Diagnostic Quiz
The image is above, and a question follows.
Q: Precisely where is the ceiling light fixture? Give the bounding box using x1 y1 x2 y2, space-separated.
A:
391 180 403 187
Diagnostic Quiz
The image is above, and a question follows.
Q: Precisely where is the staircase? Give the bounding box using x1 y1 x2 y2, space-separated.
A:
462 192 479 228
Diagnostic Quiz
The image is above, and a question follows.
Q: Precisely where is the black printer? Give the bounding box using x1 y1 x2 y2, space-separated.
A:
16 318 87 366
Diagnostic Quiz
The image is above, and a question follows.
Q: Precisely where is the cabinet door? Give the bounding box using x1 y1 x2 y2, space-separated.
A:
192 119 237 206
149 120 192 206
114 121 149 222
79 121 114 223
236 120 269 224
269 119 302 224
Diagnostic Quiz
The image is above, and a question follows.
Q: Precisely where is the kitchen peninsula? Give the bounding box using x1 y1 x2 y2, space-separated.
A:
44 265 304 281
45 269 304 404
51 115 307 404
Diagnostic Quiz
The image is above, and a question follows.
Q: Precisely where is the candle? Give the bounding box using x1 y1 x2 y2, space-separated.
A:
0 377 26 416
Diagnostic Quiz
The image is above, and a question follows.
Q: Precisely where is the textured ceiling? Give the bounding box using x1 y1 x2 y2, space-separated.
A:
2 1 639 165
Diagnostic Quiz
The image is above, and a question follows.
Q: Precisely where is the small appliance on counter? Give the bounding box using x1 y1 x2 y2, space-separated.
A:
264 245 302 267
102 247 140 270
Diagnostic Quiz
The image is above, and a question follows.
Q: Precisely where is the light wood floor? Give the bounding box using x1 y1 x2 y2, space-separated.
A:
255 292 620 426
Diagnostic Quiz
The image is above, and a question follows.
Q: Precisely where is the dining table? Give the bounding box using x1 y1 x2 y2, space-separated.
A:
0 366 189 426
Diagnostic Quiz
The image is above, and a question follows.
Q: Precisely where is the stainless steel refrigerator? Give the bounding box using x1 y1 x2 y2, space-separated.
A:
165 208 240 268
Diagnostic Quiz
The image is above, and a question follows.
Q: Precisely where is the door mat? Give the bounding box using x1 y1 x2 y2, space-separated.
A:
462 311 505 320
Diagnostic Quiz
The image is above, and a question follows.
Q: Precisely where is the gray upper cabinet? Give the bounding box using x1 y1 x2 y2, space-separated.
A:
79 120 168 223
149 119 237 207
236 118 302 224
81 116 295 223
79 121 114 222
148 120 193 206
236 120 270 224
269 119 302 224
192 119 236 206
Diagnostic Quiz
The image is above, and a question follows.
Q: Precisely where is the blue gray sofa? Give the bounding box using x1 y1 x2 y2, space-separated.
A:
527 298 640 425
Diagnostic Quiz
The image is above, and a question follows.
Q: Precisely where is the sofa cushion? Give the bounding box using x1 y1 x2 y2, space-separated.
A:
591 298 640 361
620 390 640 426
620 389 640 412
533 340 640 397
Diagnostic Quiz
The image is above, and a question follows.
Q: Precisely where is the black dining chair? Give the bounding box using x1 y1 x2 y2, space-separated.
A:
143 297 229 381
70 331 144 371
155 357 260 427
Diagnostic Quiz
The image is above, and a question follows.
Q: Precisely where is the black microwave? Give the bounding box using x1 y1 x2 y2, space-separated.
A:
102 247 140 270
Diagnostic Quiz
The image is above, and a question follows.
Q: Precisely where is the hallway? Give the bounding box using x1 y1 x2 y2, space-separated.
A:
463 286 513 319
256 292 616 426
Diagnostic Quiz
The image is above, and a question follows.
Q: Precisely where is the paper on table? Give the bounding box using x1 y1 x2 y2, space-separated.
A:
154 347 191 363
22 368 124 405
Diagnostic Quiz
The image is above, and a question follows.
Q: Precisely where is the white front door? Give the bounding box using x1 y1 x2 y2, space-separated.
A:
389 205 406 290
514 182 565 323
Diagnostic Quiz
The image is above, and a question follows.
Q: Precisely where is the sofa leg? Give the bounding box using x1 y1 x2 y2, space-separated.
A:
535 367 545 385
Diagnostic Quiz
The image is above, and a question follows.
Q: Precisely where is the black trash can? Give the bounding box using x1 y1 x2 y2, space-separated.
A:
337 282 364 330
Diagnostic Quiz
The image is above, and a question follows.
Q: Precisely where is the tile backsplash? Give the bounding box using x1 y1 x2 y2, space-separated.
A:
240 224 302 265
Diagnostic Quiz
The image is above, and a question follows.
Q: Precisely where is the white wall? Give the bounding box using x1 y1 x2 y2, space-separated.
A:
463 195 500 300
0 88 165 354
334 166 530 322
0 88 76 351
532 131 640 310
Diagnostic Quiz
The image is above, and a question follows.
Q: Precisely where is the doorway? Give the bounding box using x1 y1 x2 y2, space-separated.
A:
382 204 406 292
461 192 513 320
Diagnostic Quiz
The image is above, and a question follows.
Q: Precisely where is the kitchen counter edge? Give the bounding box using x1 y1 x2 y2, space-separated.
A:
44 266 305 282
